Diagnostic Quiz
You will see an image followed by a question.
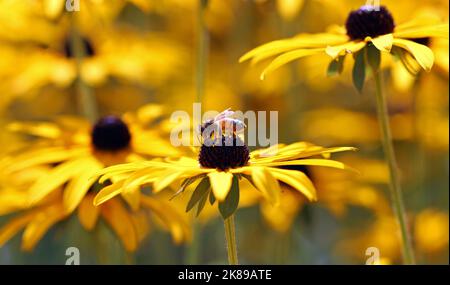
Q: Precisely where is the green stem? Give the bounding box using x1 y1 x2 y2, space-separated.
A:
224 215 238 265
373 71 415 265
185 222 201 264
69 22 98 122
196 0 209 103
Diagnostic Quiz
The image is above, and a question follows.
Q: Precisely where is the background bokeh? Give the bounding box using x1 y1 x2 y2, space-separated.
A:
0 0 448 264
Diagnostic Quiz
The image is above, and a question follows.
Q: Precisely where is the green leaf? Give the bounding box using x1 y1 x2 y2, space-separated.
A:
209 190 216 205
327 56 345 76
170 174 204 201
186 177 210 212
218 175 240 219
196 190 209 217
365 44 381 72
352 49 366 93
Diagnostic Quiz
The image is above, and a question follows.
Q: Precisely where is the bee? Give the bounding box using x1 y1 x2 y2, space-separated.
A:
199 108 246 140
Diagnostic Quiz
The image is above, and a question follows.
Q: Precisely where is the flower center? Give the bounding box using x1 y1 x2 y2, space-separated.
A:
345 5 395 40
63 36 95 58
198 136 250 171
91 116 131 151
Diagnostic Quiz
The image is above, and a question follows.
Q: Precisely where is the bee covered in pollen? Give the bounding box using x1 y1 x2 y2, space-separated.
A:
199 108 246 141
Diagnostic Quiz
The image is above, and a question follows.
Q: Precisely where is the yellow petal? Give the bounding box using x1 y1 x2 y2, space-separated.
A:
264 158 355 171
130 211 150 242
22 204 66 251
7 121 61 139
93 180 125 206
121 187 141 211
395 14 442 31
134 104 164 124
394 23 449 39
6 147 88 173
251 167 280 205
391 60 416 92
239 33 347 63
153 170 186 193
269 168 317 201
63 158 102 213
101 200 138 252
0 211 36 247
0 190 28 215
325 41 366 59
28 158 86 206
132 133 181 157
251 145 357 165
77 194 100 231
393 38 434 72
140 195 191 244
208 171 233 201
260 48 324 79
370 34 393 52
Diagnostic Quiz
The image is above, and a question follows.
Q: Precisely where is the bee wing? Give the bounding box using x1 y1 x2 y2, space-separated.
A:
234 121 246 133
214 108 234 121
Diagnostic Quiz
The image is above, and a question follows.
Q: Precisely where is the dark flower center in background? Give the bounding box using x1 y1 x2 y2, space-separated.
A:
198 136 250 171
411 37 431 46
64 36 95 58
345 5 395 40
92 116 131 151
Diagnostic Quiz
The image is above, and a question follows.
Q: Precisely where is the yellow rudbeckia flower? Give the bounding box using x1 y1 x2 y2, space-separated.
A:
240 5 448 82
1 104 180 211
0 105 189 251
90 109 354 264
0 105 190 251
93 139 355 214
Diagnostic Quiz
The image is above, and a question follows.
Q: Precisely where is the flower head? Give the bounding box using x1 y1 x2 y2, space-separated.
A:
93 110 356 220
240 4 448 89
0 105 189 251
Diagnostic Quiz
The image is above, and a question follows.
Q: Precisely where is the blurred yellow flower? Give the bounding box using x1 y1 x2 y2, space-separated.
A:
0 182 190 252
1 105 180 211
0 3 187 111
338 208 449 264
0 105 189 251
414 209 449 253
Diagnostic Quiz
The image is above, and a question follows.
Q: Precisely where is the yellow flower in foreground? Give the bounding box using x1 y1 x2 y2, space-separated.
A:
0 105 188 251
240 5 448 85
93 134 355 219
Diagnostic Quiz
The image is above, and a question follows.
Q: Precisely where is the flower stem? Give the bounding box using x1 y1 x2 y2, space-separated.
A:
196 0 209 103
373 71 415 265
69 20 98 123
223 214 238 265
